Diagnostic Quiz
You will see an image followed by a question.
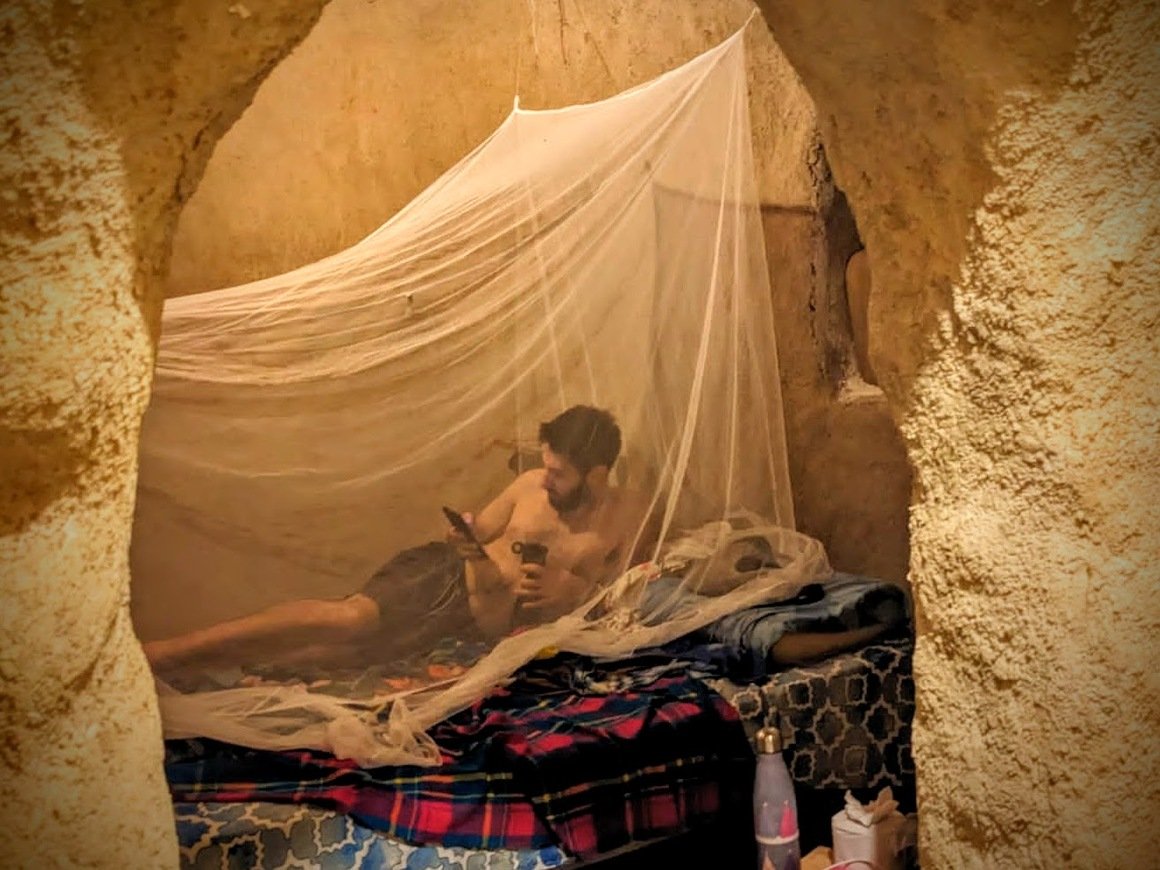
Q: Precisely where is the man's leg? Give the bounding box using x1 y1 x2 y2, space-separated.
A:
143 593 380 672
464 558 517 638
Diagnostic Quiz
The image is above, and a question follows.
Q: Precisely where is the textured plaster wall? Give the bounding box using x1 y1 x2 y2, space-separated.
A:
20 0 1150 865
167 0 816 294
758 0 1159 866
0 2 328 865
768 169 912 585
159 0 913 616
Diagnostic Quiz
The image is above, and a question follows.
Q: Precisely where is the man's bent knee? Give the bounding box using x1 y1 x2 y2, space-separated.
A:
319 594 380 639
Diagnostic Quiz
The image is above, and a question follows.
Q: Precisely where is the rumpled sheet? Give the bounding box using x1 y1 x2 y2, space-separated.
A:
168 654 752 859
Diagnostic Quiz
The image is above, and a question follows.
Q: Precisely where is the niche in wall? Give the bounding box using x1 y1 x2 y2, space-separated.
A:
767 142 912 584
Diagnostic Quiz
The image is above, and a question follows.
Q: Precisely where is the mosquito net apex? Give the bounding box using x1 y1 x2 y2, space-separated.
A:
132 23 832 766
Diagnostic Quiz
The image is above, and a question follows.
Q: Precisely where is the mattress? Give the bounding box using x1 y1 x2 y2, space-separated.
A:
174 801 567 870
168 652 752 861
170 580 913 867
708 636 915 791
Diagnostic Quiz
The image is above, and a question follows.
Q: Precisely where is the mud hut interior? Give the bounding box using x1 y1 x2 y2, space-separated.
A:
1 1 1156 867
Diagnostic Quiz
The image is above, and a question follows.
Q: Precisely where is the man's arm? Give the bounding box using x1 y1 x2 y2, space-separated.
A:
447 471 535 559
455 473 539 638
522 493 656 617
470 471 536 543
465 561 518 638
516 504 648 620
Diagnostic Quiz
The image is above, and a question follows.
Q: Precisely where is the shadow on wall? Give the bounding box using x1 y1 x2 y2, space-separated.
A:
768 144 912 585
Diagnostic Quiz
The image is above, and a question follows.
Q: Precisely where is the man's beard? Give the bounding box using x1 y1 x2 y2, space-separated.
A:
548 480 587 513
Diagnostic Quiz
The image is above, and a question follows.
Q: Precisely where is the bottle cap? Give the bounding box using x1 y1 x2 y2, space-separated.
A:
754 726 783 754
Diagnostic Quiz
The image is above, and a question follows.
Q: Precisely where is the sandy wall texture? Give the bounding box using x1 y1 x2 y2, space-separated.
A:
0 2 328 865
758 0 1159 866
166 0 817 294
9 0 1153 866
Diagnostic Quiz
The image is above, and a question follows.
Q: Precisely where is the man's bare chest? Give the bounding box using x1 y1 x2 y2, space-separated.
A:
505 498 615 572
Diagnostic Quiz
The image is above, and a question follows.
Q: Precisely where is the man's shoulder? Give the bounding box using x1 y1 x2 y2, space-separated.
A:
511 467 547 491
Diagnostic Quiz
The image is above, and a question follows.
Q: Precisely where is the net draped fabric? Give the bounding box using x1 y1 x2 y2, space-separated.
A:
132 25 831 766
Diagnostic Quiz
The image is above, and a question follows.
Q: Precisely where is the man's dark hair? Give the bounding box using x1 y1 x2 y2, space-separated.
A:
539 405 621 473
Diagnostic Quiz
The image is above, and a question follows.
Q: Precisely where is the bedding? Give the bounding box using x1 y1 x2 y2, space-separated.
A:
671 574 914 791
168 654 752 859
642 571 910 682
165 634 496 697
174 801 567 870
169 576 913 867
708 636 914 791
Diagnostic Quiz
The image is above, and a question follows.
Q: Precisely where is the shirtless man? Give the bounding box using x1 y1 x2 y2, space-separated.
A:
458 405 649 635
144 405 649 672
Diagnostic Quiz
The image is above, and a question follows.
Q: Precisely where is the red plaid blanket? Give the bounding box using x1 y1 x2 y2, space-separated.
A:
166 654 753 858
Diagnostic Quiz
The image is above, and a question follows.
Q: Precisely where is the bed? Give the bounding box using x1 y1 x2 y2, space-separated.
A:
167 574 914 868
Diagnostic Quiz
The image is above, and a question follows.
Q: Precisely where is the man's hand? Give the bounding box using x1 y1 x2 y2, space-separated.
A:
515 563 591 618
513 562 549 607
446 512 487 561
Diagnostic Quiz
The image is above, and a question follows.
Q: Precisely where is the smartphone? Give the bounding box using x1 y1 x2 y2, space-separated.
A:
442 506 487 557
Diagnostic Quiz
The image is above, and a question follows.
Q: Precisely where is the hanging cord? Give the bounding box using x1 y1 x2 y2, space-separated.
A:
513 3 759 112
513 0 539 107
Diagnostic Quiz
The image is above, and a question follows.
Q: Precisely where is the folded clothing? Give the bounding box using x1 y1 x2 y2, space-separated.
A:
644 572 910 682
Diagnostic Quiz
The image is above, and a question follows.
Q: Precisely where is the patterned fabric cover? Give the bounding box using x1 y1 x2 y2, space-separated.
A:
173 637 914 867
167 661 749 858
708 637 914 791
175 801 568 870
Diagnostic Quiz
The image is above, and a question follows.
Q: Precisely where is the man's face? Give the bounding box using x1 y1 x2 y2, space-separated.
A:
541 446 586 513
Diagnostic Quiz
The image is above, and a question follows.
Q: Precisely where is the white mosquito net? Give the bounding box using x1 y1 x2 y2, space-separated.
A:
132 23 831 767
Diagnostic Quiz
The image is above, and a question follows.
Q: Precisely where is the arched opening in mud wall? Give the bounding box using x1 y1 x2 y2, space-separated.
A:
2 2 1154 868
